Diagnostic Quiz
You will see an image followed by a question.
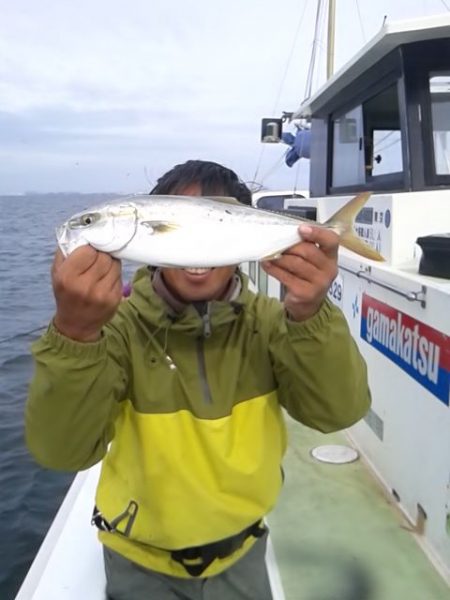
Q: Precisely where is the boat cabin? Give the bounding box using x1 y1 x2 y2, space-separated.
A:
293 14 450 198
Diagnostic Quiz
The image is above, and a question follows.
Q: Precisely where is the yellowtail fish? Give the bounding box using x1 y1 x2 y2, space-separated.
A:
56 192 384 267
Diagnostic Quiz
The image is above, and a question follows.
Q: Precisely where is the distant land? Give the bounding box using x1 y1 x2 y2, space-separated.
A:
0 191 133 199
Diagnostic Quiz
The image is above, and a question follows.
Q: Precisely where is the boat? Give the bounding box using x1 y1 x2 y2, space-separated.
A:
16 11 450 600
250 8 450 593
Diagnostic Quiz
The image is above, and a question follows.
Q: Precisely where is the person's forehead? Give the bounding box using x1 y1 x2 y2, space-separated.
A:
175 182 203 196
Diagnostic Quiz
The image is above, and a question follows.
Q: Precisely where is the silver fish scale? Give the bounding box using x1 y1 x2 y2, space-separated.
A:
130 195 303 227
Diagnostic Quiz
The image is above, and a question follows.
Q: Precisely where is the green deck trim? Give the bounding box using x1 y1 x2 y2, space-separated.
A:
268 417 450 600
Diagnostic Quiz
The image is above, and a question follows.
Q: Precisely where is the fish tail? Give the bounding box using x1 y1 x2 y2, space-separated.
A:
324 192 385 262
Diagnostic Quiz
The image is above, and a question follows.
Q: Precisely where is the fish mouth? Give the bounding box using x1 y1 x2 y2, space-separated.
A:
56 223 76 257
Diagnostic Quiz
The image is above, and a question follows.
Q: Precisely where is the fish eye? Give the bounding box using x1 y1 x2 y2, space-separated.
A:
69 212 101 229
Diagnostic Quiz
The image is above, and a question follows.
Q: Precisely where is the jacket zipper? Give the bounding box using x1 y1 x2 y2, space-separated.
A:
196 304 213 404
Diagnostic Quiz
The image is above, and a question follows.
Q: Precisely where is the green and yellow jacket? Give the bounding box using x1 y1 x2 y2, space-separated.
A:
26 267 370 577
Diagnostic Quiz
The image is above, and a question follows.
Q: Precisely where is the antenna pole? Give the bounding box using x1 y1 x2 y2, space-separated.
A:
327 0 336 79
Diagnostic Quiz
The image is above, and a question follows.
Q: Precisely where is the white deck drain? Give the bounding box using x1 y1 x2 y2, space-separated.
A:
310 444 359 464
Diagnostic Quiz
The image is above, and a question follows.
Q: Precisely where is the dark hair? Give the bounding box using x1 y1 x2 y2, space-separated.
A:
150 160 252 205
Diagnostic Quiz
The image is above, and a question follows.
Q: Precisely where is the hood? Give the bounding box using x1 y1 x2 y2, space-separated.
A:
125 266 256 337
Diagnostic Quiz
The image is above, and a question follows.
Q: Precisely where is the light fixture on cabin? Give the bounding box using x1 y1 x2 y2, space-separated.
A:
260 118 283 143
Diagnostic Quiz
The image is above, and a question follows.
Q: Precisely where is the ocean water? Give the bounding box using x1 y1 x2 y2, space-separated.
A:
0 193 132 600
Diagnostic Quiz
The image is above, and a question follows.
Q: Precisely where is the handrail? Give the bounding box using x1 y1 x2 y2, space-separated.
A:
339 265 427 308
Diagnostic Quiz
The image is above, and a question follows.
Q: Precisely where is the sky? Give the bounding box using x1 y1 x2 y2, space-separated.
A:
0 0 448 194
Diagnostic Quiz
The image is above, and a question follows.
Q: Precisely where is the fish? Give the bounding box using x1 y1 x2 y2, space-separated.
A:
56 192 384 267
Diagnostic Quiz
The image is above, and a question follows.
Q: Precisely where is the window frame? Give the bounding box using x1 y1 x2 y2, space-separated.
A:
424 70 450 183
328 74 406 195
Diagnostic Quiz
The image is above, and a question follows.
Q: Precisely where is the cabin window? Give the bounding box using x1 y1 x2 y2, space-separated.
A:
362 84 403 178
330 83 403 191
331 106 365 187
369 129 402 176
254 194 307 210
255 196 288 210
429 72 450 175
254 194 316 220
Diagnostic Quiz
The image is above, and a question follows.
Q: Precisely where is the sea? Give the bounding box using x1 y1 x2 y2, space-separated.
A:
0 192 134 600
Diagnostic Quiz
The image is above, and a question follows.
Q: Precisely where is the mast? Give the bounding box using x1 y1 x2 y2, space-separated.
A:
327 0 336 79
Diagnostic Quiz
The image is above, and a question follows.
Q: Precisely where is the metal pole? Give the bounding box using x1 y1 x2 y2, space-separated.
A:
327 0 336 79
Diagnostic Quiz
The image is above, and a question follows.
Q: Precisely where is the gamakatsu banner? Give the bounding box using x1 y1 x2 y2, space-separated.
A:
360 294 449 406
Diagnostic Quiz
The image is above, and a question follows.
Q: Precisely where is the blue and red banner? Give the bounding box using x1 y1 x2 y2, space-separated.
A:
361 294 449 406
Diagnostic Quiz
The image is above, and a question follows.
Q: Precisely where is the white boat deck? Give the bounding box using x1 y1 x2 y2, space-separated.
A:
15 465 105 600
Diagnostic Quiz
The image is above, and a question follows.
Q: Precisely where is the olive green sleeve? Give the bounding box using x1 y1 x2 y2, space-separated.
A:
25 321 129 471
267 298 371 432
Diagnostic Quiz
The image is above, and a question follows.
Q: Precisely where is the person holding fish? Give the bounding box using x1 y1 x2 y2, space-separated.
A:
26 160 372 600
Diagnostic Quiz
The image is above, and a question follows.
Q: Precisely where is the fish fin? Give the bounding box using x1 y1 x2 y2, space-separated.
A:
140 221 179 233
324 192 385 262
324 192 372 229
204 196 242 205
339 232 385 261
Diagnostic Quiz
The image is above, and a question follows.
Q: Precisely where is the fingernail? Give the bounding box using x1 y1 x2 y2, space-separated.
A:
299 225 313 235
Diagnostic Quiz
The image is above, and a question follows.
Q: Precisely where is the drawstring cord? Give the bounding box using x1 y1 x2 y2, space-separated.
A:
162 324 176 370
142 299 245 369
141 318 177 371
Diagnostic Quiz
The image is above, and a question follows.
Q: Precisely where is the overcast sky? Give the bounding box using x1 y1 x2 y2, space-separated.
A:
0 0 448 194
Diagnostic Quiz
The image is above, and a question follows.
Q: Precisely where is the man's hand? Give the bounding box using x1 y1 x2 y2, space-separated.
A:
262 224 339 322
52 246 123 342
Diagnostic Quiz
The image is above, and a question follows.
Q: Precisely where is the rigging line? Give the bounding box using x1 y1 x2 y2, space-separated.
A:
374 136 401 153
271 0 310 114
143 166 154 188
373 130 395 149
259 152 289 185
252 145 267 190
245 180 264 193
304 0 322 98
354 0 366 43
439 0 450 11
312 40 327 96
304 3 320 99
254 0 309 187
304 0 327 99
0 325 47 345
